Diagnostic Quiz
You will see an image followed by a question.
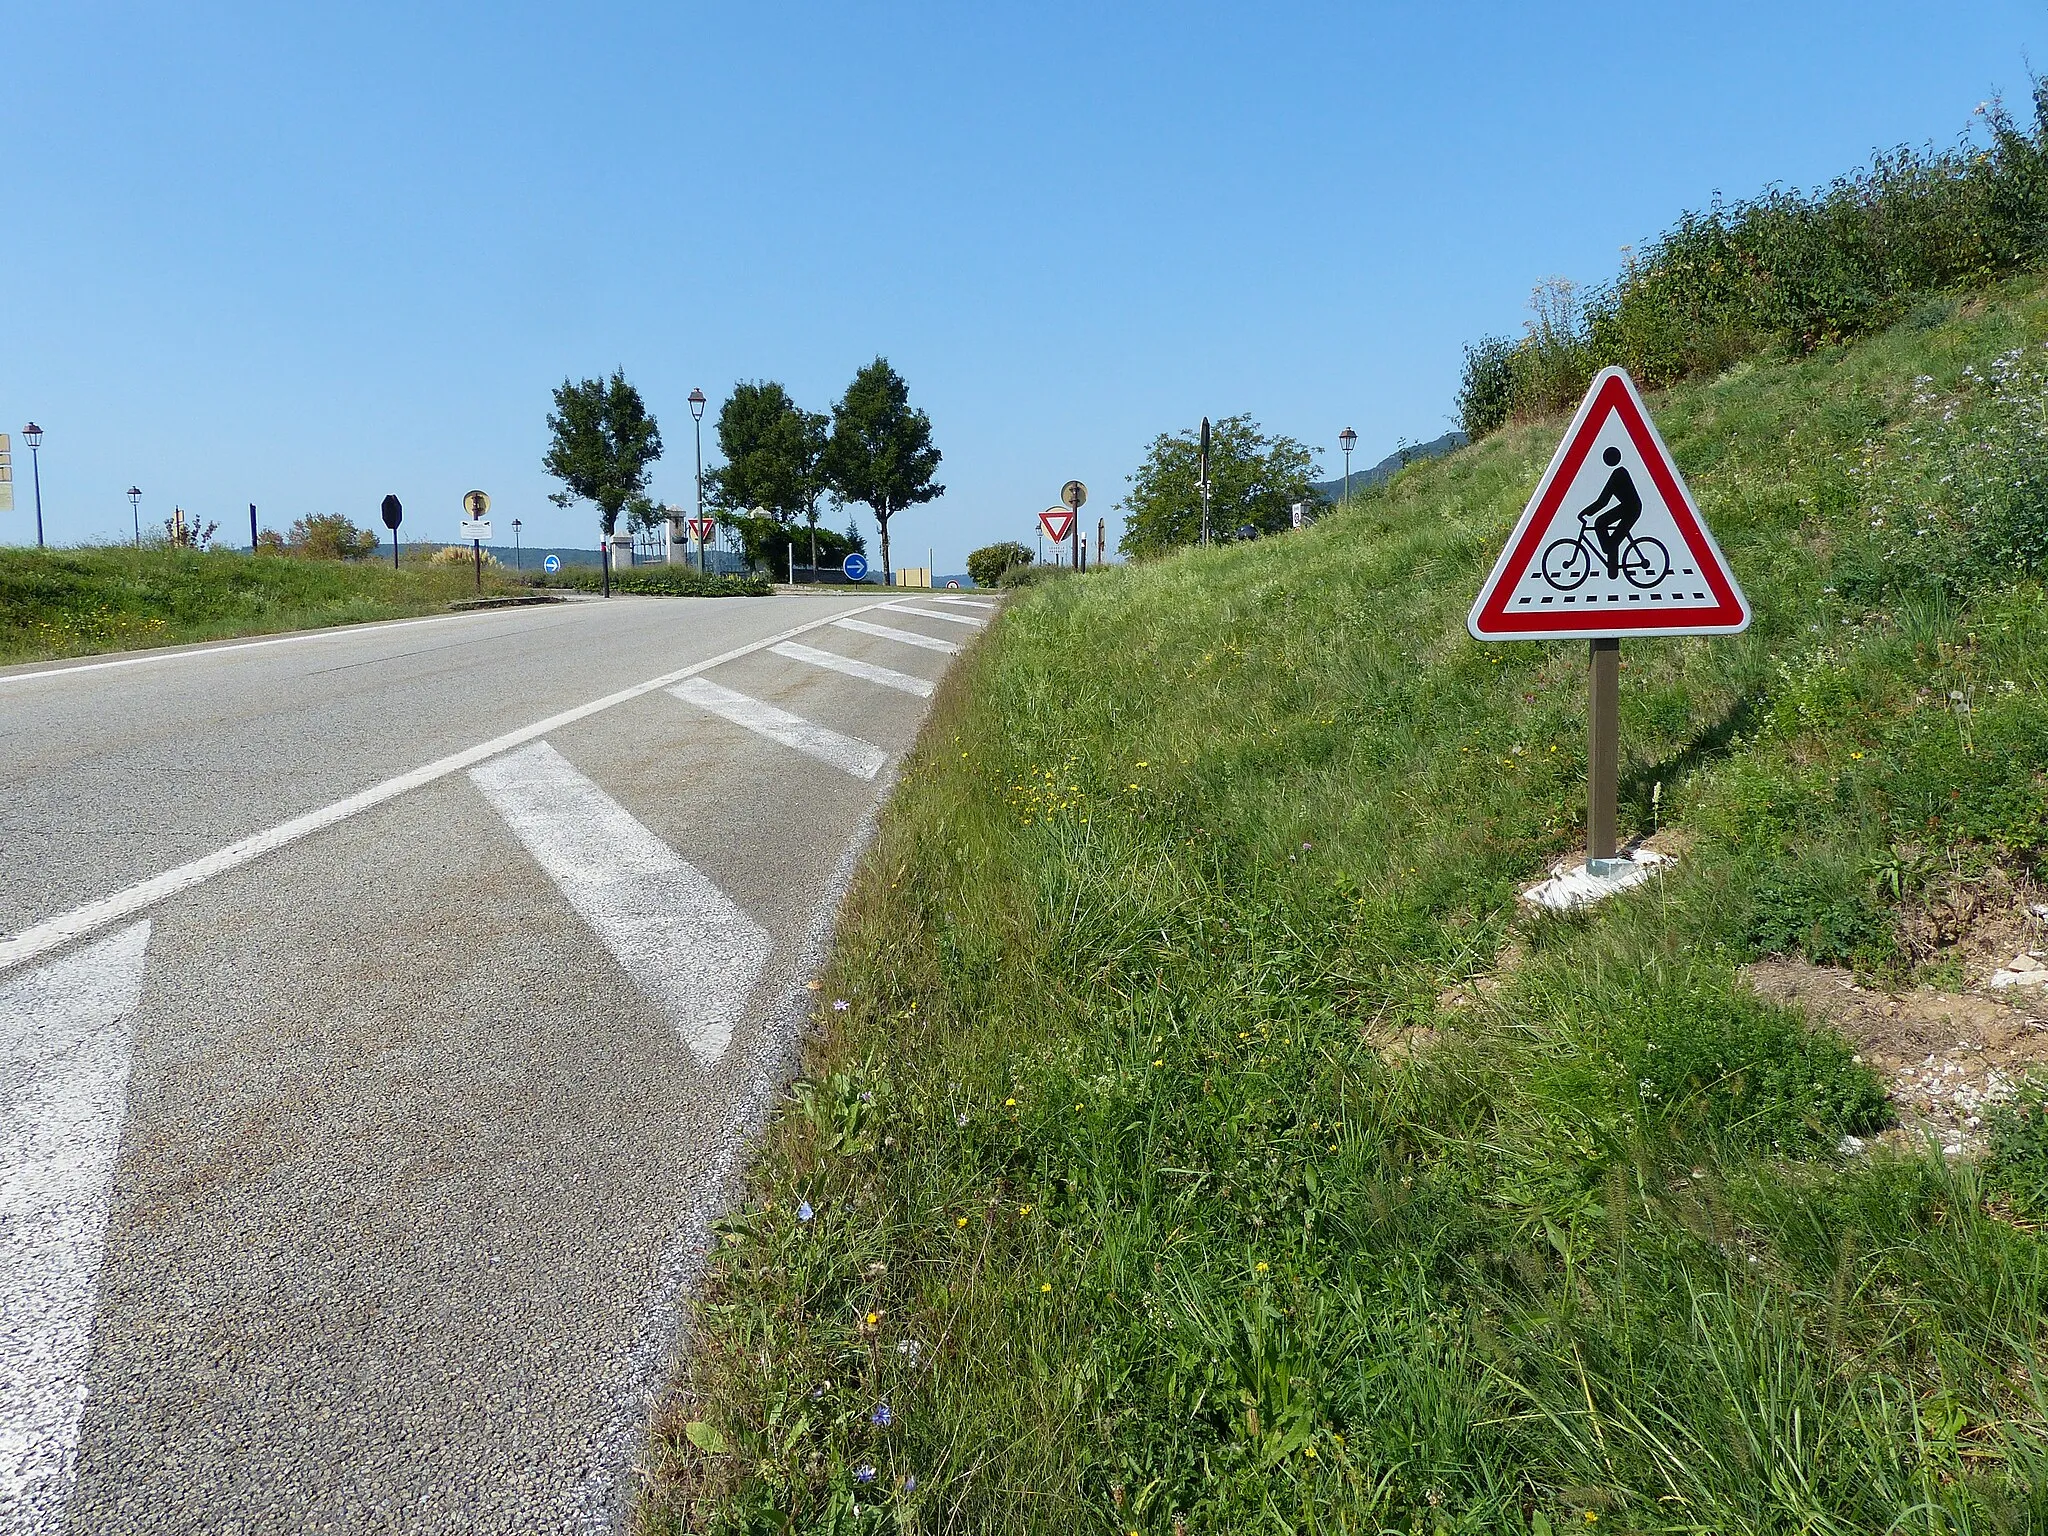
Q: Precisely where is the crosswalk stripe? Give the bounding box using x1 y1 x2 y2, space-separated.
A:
931 597 996 609
881 603 985 627
0 919 152 1536
770 641 934 698
469 742 768 1066
670 678 888 780
829 618 961 654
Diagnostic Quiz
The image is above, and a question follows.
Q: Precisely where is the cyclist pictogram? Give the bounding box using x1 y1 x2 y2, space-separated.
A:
1539 447 1670 591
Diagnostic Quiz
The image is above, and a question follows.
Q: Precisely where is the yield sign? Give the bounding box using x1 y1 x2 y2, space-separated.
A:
1468 367 1749 640
1040 507 1074 543
689 517 716 542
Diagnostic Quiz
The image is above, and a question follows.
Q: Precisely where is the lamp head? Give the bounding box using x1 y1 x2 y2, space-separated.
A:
1338 427 1357 454
22 422 42 449
688 388 707 421
128 486 141 502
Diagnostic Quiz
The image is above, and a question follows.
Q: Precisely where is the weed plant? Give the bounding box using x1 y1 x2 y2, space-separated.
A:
644 279 2048 1533
1460 88 2048 437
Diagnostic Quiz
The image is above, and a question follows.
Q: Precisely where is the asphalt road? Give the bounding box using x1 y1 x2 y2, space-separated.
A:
0 590 992 1534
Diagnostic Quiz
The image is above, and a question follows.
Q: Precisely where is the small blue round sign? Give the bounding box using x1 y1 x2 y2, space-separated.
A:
842 552 869 583
543 554 561 574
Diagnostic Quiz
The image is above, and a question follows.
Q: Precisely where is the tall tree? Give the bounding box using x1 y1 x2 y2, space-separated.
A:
706 381 829 527
823 357 943 582
542 370 664 538
1116 415 1320 558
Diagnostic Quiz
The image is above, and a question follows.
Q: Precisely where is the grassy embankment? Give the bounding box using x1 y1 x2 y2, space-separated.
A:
645 277 2048 1533
0 546 772 667
0 546 526 666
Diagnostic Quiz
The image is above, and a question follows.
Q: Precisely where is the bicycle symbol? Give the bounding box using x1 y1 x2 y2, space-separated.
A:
1540 511 1670 591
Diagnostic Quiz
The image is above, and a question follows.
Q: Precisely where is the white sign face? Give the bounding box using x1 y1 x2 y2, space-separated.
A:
0 433 11 513
461 522 493 542
1469 367 1748 641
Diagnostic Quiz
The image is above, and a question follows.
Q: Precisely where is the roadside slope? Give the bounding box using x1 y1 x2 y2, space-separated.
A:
645 279 2048 1533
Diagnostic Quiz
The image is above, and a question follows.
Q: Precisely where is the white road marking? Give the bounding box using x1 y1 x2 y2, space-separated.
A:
0 611 499 688
0 600 898 976
830 617 961 655
881 603 985 627
671 679 888 781
930 596 996 609
769 641 934 698
0 920 152 1536
469 744 767 1066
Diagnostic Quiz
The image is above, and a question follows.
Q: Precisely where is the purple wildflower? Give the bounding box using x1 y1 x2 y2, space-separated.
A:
797 1200 814 1222
854 1463 876 1485
871 1401 893 1427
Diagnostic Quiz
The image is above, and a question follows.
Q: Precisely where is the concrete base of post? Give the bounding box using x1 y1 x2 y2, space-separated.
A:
1520 848 1670 912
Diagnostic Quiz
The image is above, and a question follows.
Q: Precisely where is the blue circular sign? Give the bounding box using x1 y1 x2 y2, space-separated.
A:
842 552 869 583
543 554 561 573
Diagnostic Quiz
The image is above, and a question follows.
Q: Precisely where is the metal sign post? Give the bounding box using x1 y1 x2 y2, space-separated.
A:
461 490 491 594
1469 367 1750 902
1198 418 1211 547
1062 481 1087 572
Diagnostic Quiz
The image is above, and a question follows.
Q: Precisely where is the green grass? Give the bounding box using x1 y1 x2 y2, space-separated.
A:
0 545 526 665
643 276 2048 1533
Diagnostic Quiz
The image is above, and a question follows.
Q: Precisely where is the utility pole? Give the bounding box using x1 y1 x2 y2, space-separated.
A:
22 423 44 548
1339 426 1358 505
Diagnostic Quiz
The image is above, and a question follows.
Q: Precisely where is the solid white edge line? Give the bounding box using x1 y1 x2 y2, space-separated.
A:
0 598 901 975
769 641 935 698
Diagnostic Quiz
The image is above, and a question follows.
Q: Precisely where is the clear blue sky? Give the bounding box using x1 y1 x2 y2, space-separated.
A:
5 2 2046 565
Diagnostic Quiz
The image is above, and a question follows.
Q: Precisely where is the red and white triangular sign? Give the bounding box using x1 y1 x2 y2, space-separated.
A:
1469 367 1749 640
1040 507 1074 543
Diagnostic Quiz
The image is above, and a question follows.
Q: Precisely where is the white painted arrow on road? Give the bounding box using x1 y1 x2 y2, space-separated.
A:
469 743 769 1066
0 920 151 1536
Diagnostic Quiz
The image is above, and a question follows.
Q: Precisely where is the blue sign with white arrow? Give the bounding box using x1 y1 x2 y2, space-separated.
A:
842 552 869 583
543 554 562 574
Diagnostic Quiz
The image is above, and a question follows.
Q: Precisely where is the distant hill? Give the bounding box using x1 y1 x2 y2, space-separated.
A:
1314 430 1467 502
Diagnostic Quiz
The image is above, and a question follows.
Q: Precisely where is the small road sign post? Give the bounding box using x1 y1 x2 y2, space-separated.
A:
1198 418 1212 547
1469 366 1748 897
381 495 403 569
1062 480 1087 572
843 551 869 584
461 491 491 593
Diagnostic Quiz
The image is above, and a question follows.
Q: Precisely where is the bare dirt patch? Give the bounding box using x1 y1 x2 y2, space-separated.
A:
1745 954 2048 1156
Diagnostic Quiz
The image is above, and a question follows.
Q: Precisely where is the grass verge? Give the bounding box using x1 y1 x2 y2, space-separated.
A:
643 277 2048 1533
0 546 528 666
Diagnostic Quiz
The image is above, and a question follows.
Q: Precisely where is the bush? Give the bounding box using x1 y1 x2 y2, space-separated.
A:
1463 87 2048 436
965 540 1032 588
291 513 380 560
996 562 1068 589
1456 335 1518 439
614 567 771 597
430 543 499 567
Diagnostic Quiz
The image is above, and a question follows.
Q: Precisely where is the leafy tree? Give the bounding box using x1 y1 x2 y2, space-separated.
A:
707 382 829 528
542 370 664 537
717 508 862 576
1116 415 1320 558
966 540 1032 588
824 357 943 582
290 512 377 559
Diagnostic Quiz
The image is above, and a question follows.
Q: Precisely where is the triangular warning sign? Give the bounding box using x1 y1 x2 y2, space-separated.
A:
1469 367 1749 640
1040 507 1074 543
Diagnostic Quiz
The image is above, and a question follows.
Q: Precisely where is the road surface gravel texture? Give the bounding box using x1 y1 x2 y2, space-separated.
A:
0 592 990 1534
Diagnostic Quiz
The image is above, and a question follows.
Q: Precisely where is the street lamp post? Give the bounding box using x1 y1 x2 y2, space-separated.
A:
1339 426 1358 505
22 423 44 548
689 388 707 577
127 486 141 549
512 518 523 572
